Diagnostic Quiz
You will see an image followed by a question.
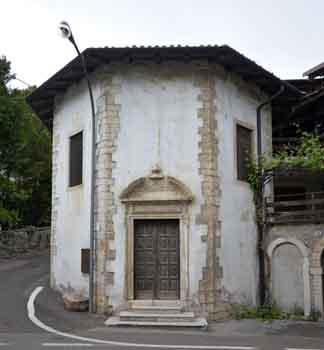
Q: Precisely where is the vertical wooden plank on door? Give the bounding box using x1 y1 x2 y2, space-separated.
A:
134 220 155 299
134 219 180 300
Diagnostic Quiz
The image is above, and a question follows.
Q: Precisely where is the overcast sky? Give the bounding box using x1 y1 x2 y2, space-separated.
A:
2 0 323 89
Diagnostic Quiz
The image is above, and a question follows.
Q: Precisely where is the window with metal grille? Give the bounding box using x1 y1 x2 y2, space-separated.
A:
69 131 83 187
237 124 252 182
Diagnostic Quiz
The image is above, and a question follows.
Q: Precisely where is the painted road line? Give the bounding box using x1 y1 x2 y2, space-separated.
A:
286 348 322 350
43 343 94 347
0 343 9 346
28 286 257 350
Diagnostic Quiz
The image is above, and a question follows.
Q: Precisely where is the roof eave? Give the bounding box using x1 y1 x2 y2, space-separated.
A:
26 45 303 127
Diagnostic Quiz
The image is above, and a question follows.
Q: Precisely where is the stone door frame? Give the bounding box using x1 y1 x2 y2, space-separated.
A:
120 170 194 306
125 210 189 304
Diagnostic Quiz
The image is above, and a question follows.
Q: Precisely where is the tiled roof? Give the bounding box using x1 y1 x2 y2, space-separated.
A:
27 44 302 127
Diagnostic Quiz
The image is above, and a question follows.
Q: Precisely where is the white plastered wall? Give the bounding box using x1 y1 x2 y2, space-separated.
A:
217 75 272 305
108 66 206 307
52 78 100 297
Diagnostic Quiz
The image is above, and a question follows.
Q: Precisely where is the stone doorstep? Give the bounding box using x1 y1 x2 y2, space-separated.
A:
105 303 208 328
105 316 208 329
130 299 181 307
131 305 183 313
119 311 195 322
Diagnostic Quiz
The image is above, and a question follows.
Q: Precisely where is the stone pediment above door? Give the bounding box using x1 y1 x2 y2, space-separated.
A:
120 168 194 204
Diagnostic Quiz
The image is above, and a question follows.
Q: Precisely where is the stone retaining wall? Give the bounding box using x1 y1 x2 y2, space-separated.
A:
0 226 50 258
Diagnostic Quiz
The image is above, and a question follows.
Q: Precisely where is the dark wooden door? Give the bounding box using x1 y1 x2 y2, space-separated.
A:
134 219 180 300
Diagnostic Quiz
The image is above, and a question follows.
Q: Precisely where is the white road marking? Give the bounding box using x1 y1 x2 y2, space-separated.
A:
0 343 9 347
43 343 94 347
27 286 256 350
286 348 322 350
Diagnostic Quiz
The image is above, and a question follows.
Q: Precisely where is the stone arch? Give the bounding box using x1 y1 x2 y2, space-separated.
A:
267 237 311 316
267 237 309 259
120 173 194 203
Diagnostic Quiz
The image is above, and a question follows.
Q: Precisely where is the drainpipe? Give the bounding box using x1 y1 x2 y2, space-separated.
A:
58 21 97 313
256 85 285 306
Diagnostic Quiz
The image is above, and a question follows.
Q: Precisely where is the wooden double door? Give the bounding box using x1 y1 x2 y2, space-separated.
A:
134 219 180 300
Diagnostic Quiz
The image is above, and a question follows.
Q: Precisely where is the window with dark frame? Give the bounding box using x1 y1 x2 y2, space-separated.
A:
81 248 90 274
237 124 252 182
69 131 83 187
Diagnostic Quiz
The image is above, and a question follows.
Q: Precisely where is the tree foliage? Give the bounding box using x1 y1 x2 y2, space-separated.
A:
270 132 324 171
248 132 324 194
0 56 51 229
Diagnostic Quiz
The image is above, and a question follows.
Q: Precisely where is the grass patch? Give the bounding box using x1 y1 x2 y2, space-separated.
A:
231 303 320 321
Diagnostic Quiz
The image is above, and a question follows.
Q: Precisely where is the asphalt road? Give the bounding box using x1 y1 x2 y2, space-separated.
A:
1 254 324 350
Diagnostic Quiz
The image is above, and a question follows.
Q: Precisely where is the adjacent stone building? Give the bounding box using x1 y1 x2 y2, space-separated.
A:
28 45 303 324
264 73 324 319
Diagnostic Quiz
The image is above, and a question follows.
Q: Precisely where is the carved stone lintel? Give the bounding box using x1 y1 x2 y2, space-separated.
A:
120 171 194 203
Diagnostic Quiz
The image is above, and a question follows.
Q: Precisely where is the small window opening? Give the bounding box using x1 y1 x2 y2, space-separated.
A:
69 131 83 187
81 248 90 274
237 124 252 182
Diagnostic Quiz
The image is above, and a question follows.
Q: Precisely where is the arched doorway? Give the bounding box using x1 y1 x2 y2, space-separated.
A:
272 243 304 311
267 237 311 316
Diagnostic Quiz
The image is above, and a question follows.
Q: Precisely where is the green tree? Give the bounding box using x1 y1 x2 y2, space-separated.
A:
0 56 51 229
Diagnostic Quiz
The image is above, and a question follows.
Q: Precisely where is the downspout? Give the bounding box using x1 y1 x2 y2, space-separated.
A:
256 85 285 306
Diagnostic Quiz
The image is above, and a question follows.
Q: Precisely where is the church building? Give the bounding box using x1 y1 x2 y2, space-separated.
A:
27 45 301 326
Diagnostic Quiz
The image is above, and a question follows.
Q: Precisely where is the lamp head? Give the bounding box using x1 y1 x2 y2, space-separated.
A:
58 21 73 40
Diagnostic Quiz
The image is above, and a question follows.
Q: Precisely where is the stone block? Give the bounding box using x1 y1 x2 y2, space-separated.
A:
62 294 89 312
107 249 116 260
106 272 114 284
107 232 115 240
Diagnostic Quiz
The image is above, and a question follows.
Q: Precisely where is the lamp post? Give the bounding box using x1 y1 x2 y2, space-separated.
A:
58 21 96 313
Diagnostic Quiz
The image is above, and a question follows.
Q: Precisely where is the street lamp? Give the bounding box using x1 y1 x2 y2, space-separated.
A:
58 21 96 313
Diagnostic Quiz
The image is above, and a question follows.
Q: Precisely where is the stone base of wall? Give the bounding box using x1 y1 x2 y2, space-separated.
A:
0 226 50 258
